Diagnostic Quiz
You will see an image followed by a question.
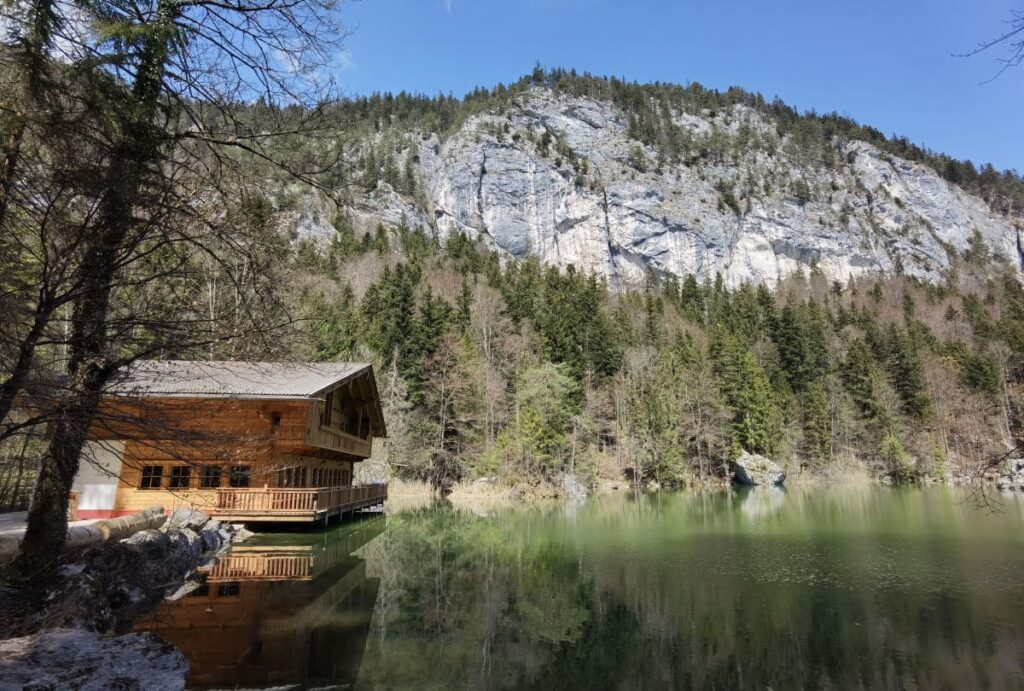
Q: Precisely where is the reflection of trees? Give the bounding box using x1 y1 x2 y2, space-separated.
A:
358 492 1024 690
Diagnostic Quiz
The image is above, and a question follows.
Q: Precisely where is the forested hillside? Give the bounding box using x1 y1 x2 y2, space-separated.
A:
294 213 1023 490
249 68 1023 492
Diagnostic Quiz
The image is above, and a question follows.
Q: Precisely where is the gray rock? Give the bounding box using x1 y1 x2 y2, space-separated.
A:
0 629 187 690
559 473 589 502
318 86 1021 290
166 508 209 531
199 530 223 553
730 451 786 486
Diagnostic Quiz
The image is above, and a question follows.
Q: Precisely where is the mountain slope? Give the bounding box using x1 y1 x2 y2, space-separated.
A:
311 73 1023 288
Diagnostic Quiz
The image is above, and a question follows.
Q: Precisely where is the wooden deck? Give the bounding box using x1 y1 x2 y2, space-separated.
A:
214 483 387 523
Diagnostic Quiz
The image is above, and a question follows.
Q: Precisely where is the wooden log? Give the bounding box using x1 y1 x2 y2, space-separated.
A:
0 506 166 563
64 506 167 551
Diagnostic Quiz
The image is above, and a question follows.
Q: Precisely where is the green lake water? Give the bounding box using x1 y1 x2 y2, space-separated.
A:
140 486 1024 689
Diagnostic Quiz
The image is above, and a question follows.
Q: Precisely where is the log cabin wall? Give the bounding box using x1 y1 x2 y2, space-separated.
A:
95 396 361 516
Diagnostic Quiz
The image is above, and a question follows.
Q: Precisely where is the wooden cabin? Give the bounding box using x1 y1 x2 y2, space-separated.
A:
71 360 387 523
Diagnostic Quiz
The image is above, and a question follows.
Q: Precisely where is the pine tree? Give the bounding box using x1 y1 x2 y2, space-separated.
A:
885 324 930 418
363 147 379 189
308 283 360 361
402 152 418 196
802 381 831 463
842 337 878 419
456 278 473 334
731 350 780 455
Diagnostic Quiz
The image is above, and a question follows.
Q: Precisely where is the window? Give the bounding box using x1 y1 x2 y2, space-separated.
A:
140 466 163 489
216 582 240 597
188 582 210 598
229 465 251 488
200 466 222 489
169 466 191 489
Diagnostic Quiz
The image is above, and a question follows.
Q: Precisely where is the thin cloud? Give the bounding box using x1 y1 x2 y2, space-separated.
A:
442 0 453 13
338 47 358 71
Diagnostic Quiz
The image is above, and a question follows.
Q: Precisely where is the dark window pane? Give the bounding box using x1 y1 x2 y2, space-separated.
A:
229 466 251 488
201 466 222 489
140 466 163 489
169 466 191 489
216 582 240 597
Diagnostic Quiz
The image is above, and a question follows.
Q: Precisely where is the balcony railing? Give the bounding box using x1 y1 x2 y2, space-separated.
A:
214 483 388 522
306 425 372 457
209 553 316 581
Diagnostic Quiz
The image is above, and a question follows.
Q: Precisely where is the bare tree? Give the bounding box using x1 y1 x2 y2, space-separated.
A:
3 0 351 578
958 8 1024 82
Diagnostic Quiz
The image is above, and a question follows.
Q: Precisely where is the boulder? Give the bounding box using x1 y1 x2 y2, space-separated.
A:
166 508 209 532
0 629 187 690
199 530 224 554
730 451 786 487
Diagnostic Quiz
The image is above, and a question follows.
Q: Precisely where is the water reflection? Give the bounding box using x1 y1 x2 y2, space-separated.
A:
356 487 1024 690
136 518 384 689
735 484 786 522
138 488 1024 690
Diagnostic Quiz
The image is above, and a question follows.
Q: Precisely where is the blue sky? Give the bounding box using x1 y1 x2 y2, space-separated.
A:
337 1 1022 172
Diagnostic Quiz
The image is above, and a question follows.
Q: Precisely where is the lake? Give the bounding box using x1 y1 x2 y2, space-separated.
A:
137 486 1024 689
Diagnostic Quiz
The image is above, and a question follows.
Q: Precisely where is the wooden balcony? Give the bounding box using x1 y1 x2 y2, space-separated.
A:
214 483 387 523
306 425 372 457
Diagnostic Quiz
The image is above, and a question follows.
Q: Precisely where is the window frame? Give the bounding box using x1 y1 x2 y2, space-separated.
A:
169 465 191 489
140 465 164 490
200 465 222 489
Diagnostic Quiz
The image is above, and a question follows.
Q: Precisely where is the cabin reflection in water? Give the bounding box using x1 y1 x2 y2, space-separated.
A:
136 518 384 688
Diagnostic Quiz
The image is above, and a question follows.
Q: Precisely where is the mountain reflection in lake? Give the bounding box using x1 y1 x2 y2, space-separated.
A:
138 487 1024 689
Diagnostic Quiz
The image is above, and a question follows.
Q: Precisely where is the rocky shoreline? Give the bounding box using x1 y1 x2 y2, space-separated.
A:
0 507 247 690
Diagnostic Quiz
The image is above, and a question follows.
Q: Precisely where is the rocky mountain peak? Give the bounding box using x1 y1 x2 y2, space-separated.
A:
331 82 1022 288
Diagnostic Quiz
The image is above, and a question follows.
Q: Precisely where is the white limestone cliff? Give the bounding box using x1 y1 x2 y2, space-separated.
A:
322 87 1020 288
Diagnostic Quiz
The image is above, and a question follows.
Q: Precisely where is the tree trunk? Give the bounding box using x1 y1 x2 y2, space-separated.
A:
12 3 175 578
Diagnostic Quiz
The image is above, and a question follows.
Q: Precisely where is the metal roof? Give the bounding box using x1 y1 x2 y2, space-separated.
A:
109 360 374 400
